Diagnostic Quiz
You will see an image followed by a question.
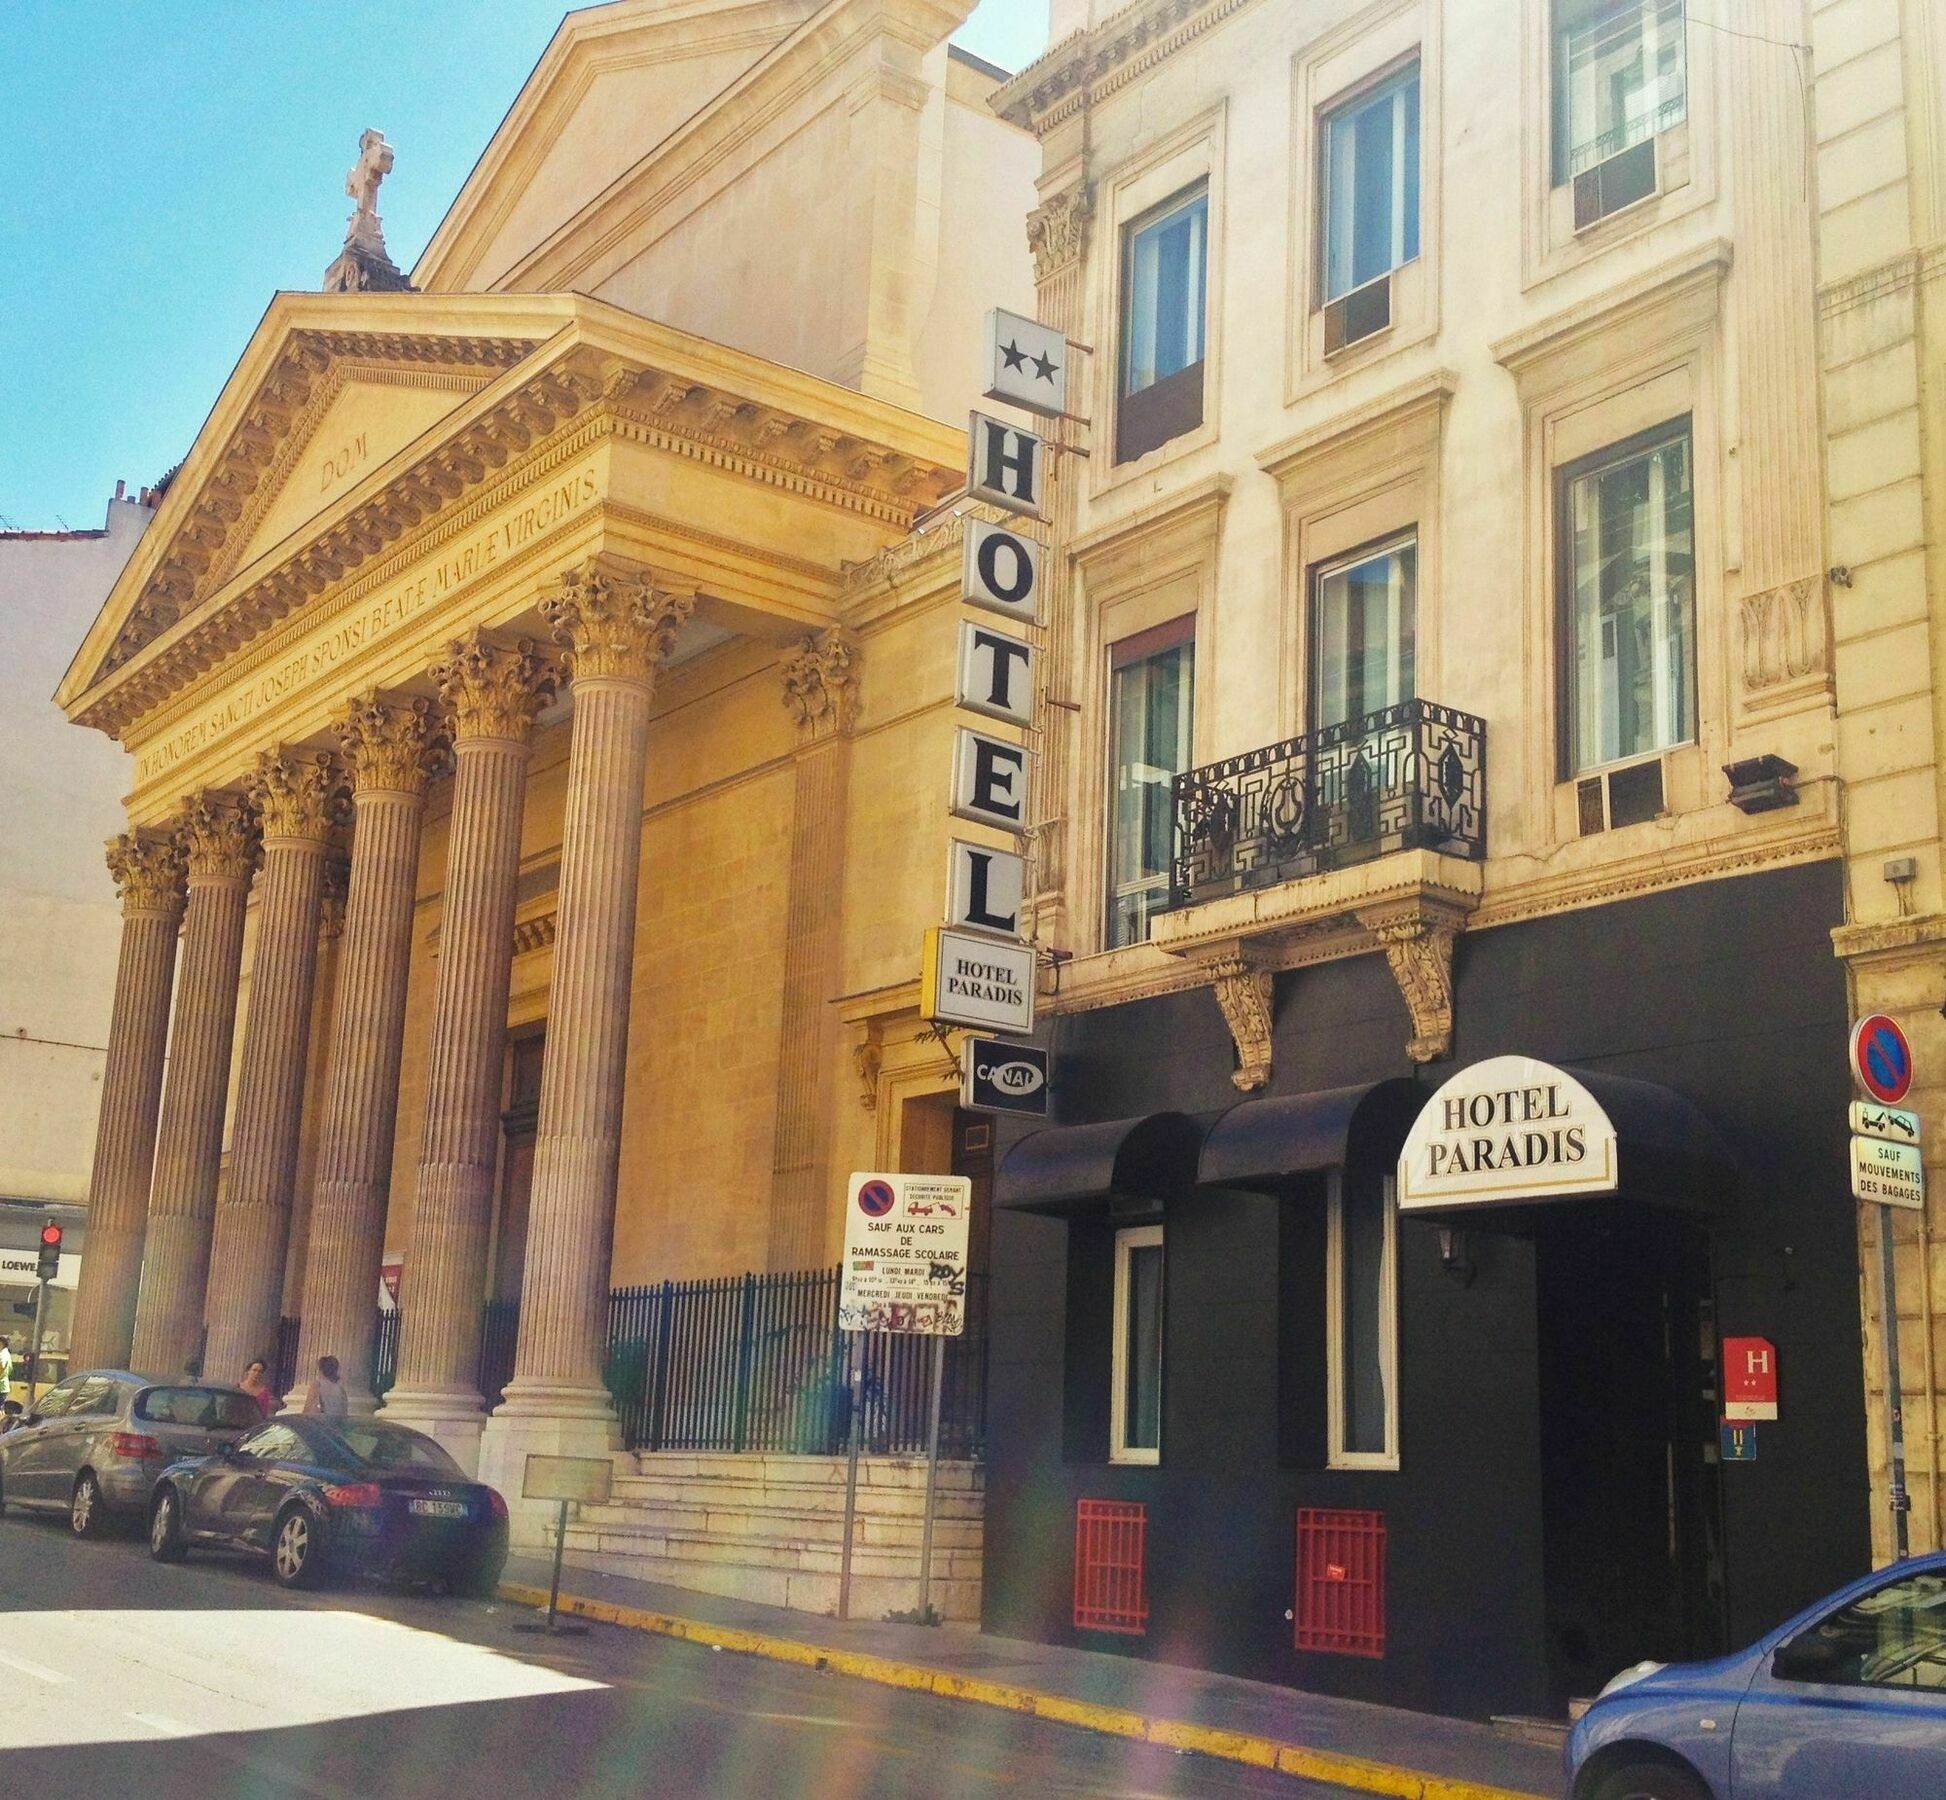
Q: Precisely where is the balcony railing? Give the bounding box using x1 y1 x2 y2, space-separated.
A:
1169 698 1486 909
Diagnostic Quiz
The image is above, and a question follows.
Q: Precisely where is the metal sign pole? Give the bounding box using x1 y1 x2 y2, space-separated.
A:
838 1335 864 1621
1879 1203 1912 1558
916 1332 946 1624
548 1497 569 1626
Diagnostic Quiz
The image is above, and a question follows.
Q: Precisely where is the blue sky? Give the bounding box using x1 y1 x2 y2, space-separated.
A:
0 0 1050 530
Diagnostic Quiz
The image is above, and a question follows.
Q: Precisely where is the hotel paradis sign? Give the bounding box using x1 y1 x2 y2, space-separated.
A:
1397 1056 1620 1212
130 456 605 795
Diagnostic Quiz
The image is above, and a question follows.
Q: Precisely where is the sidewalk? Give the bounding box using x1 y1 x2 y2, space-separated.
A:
500 1555 1562 1800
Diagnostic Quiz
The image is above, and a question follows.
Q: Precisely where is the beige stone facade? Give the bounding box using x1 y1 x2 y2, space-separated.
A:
1816 0 1946 1558
59 0 1032 1544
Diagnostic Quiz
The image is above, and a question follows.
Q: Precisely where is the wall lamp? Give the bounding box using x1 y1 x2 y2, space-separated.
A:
1723 754 1799 814
1436 1226 1475 1287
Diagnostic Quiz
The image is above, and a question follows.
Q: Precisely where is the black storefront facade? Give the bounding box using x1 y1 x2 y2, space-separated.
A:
983 858 1871 1722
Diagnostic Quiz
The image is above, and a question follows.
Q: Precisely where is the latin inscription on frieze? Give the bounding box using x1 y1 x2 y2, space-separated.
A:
319 433 370 495
134 462 600 788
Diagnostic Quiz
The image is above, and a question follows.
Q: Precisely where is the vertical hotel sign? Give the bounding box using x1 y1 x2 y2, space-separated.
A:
920 309 1066 1041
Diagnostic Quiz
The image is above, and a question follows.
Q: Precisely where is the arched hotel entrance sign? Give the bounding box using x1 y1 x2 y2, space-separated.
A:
1397 1056 1620 1211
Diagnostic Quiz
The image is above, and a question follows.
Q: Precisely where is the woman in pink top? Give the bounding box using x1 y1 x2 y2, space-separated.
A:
238 1357 278 1420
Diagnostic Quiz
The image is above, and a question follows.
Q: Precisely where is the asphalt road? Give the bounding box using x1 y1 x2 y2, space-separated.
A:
0 1508 1362 1799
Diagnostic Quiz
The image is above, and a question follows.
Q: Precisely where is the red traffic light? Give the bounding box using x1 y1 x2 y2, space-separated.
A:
39 1222 63 1249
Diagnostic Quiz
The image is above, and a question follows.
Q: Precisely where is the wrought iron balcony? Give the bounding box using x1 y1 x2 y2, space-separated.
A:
1169 698 1486 909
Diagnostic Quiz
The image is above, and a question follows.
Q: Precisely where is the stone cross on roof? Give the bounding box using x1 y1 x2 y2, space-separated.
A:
323 128 414 294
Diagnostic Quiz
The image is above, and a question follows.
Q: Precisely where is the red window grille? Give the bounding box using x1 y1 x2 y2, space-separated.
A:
1074 1499 1148 1634
1295 1507 1386 1658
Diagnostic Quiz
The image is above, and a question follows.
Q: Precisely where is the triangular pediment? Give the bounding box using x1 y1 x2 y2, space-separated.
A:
413 0 820 293
60 291 576 708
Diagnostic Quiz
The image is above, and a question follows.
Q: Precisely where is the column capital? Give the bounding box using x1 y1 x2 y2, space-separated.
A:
780 628 860 743
1027 181 1093 285
540 557 695 688
335 692 442 797
433 629 556 745
105 831 186 918
248 748 343 845
175 792 260 888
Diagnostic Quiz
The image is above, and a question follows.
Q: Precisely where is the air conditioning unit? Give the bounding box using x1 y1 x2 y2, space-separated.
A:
1576 758 1665 835
1323 272 1393 356
1573 137 1657 231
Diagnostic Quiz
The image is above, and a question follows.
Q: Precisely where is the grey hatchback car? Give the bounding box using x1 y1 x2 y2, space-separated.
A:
0 1370 261 1536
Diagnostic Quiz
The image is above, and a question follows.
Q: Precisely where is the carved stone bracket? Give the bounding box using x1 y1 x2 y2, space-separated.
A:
1357 901 1463 1063
1203 951 1276 1091
852 1037 884 1111
780 628 860 742
1027 182 1094 285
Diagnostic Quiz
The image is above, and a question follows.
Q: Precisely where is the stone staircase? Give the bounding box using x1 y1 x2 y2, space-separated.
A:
555 1450 985 1622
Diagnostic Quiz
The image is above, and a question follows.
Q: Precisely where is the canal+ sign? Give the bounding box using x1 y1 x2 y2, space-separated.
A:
1398 1056 1619 1212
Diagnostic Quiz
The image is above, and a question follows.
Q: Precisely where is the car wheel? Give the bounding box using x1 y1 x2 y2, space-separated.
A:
1586 1761 1712 1800
271 1506 324 1589
70 1471 107 1539
149 1488 188 1563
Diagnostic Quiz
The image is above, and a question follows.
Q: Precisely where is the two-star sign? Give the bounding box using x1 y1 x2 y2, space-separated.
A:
984 308 1069 419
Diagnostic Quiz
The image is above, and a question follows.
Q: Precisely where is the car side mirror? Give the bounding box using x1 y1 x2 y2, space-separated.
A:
220 1440 246 1462
1773 1633 1844 1683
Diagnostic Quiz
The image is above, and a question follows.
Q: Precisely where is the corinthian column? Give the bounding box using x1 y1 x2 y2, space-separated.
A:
202 750 339 1384
769 630 858 1270
386 633 552 1463
290 695 439 1411
67 833 186 1371
130 795 259 1376
481 559 692 1502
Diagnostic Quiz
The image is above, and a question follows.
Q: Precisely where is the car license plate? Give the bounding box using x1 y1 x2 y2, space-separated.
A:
409 1498 468 1519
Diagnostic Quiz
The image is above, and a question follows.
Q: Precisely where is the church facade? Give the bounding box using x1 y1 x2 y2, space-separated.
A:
58 0 1036 1549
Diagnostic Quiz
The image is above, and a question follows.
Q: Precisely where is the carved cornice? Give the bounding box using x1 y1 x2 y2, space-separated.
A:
1356 900 1463 1064
993 0 1254 134
512 912 557 957
176 791 260 887
1027 183 1094 284
105 831 187 919
780 628 859 742
541 558 696 688
434 629 555 745
334 692 442 798
248 748 342 844
1201 951 1276 1091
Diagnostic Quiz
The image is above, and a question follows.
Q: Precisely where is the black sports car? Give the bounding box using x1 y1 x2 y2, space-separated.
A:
148 1414 508 1595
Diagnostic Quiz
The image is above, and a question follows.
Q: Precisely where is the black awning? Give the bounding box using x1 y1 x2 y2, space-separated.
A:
1197 1077 1425 1192
1570 1067 1735 1201
994 1111 1206 1216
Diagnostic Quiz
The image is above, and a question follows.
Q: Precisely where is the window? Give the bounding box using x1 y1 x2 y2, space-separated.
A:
1777 1569 1946 1690
1320 64 1420 349
1107 619 1195 948
31 1378 82 1419
1118 186 1208 462
1328 1171 1397 1467
239 1424 304 1462
1311 534 1417 732
1559 422 1694 775
1554 0 1686 183
137 1386 264 1428
1111 1225 1164 1464
68 1378 118 1416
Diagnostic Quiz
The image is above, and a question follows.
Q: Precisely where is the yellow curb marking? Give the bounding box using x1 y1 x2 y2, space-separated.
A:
498 1581 1550 1800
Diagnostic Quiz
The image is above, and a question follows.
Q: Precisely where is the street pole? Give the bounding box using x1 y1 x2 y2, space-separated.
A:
916 1332 946 1625
837 1334 864 1621
1879 1202 1912 1558
30 1277 48 1404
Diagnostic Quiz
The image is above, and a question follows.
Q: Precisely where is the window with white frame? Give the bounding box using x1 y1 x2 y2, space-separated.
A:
1553 0 1687 182
1106 618 1195 949
1111 1224 1164 1464
1118 185 1209 462
1559 421 1694 776
1320 64 1420 316
1328 1171 1397 1467
1311 533 1417 732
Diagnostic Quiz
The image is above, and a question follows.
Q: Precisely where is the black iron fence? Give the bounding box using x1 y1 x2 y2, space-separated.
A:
604 1267 987 1459
1171 698 1486 908
275 1271 987 1460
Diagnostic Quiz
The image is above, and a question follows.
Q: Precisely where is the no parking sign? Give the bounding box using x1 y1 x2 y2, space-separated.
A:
1849 1014 1915 1105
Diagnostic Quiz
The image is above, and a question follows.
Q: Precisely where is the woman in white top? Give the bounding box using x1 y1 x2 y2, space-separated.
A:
302 1354 349 1419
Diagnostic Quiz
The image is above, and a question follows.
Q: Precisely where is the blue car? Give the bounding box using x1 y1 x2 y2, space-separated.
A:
1567 1549 1946 1798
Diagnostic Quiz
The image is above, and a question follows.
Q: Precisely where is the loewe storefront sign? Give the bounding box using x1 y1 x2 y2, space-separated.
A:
1398 1056 1619 1211
132 458 603 789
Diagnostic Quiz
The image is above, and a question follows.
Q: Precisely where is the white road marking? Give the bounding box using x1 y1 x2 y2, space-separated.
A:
124 1710 195 1737
0 1647 72 1684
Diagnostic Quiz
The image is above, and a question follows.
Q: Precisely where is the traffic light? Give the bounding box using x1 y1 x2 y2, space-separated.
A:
36 1220 62 1283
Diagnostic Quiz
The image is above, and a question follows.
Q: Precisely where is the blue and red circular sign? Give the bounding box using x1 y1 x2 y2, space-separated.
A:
1850 1014 1915 1105
856 1178 897 1218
